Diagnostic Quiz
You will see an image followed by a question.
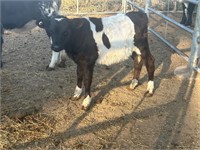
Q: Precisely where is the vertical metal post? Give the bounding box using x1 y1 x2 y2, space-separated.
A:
189 0 200 72
164 0 170 39
76 0 79 14
123 0 127 13
145 0 151 17
173 0 177 12
175 0 200 76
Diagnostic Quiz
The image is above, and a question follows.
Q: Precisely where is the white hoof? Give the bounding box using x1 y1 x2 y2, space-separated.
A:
147 80 154 94
129 79 139 89
82 95 92 110
71 86 82 100
74 86 82 97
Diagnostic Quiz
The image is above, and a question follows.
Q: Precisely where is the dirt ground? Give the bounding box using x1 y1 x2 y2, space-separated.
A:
0 13 200 149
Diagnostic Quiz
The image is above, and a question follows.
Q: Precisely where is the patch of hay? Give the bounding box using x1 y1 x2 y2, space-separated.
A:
0 113 57 149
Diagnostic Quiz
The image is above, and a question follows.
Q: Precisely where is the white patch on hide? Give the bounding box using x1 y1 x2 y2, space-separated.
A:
137 55 142 63
82 95 92 109
177 0 184 3
73 86 82 98
134 47 141 55
130 79 139 89
183 2 189 8
50 37 53 44
49 51 59 68
52 1 59 12
55 17 64 22
39 21 43 26
41 1 59 17
147 80 154 94
86 14 140 66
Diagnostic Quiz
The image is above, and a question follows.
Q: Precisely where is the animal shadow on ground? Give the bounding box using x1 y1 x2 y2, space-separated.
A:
12 69 197 149
2 20 197 149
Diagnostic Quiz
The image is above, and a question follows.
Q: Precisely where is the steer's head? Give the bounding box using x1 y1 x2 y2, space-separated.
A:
39 0 61 18
38 15 71 52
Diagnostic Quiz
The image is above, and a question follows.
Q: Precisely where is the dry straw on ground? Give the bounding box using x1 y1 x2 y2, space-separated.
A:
0 114 57 149
1 0 197 149
60 0 178 13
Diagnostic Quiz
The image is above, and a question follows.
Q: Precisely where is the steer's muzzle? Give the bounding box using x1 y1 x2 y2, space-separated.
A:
51 44 62 52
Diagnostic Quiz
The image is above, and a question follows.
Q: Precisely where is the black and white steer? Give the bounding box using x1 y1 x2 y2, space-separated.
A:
178 0 196 26
0 0 61 67
39 11 155 110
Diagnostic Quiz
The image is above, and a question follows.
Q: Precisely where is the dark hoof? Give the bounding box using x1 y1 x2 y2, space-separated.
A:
144 91 153 97
96 99 103 104
58 61 66 68
126 86 134 91
81 105 85 110
46 66 55 71
81 105 89 111
105 66 110 70
126 84 140 91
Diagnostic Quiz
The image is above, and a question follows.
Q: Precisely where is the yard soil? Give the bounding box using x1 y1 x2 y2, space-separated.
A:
1 14 200 149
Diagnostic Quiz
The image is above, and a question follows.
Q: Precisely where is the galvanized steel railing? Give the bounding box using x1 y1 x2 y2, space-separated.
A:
128 0 200 73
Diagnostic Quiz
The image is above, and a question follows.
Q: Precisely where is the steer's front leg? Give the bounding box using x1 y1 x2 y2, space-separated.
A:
47 50 67 71
57 50 67 68
81 64 95 110
47 51 59 71
145 54 155 97
72 65 83 100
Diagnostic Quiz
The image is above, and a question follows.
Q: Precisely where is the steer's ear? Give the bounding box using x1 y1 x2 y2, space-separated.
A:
70 18 84 29
36 19 50 28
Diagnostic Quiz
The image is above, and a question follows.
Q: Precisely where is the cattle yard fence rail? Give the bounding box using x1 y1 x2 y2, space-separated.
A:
128 0 200 74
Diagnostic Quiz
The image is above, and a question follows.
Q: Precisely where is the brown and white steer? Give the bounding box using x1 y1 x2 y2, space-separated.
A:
39 11 155 110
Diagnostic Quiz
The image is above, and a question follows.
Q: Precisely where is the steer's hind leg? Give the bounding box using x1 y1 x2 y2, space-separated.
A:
129 52 143 90
134 36 155 96
141 38 155 96
144 53 155 96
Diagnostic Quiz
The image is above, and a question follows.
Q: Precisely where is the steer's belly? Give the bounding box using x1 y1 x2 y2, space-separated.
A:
96 46 133 66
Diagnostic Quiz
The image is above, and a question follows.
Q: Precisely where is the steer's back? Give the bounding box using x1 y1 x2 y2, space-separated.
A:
126 11 148 37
